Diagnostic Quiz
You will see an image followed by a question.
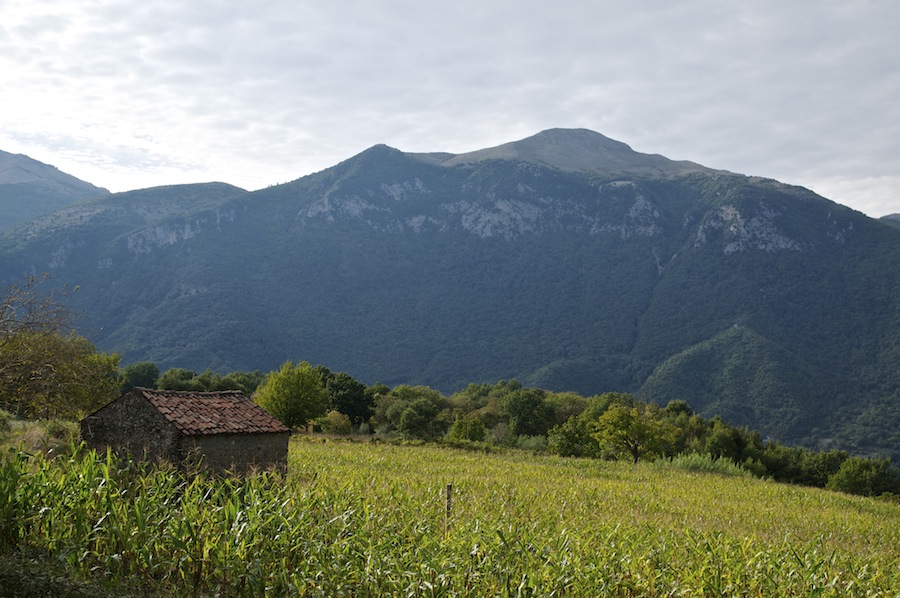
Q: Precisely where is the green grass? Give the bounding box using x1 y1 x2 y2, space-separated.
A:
1 437 898 596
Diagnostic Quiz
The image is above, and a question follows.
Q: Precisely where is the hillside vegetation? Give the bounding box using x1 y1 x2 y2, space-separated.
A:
1 439 898 596
1 129 898 459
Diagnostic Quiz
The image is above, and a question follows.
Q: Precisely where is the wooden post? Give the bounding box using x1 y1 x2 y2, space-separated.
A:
445 483 453 531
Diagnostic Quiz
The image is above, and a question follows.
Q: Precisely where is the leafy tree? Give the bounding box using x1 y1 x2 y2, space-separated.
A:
154 368 264 394
319 410 352 435
253 361 328 428
582 392 635 421
214 370 265 395
545 391 588 427
499 387 554 437
322 370 374 425
120 361 160 392
372 385 446 434
592 403 675 463
703 417 747 462
157 368 205 391
664 400 693 417
548 415 600 458
398 398 441 439
826 456 900 497
445 415 486 442
0 276 120 419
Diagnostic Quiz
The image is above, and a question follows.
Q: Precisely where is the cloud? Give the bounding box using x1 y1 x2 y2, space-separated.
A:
0 0 898 215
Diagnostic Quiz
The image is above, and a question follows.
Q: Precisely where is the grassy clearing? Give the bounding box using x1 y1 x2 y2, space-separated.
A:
1 436 898 596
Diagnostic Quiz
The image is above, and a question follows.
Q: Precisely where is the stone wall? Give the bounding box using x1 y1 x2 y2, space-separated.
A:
81 392 180 463
181 432 290 475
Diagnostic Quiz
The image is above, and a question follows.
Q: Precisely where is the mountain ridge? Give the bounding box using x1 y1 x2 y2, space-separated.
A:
0 150 110 231
0 129 898 459
438 128 724 177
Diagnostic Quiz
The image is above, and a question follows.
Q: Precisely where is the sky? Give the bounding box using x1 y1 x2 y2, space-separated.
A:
1 0 898 217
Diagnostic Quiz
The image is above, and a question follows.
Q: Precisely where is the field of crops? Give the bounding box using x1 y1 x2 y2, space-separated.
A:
2 437 899 596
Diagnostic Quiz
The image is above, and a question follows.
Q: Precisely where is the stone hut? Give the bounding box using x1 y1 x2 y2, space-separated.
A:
80 387 291 475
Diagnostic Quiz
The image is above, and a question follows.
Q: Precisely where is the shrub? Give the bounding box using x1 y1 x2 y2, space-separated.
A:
319 410 352 435
0 410 11 434
445 416 486 442
547 416 599 458
657 452 755 478
826 456 900 497
516 434 548 453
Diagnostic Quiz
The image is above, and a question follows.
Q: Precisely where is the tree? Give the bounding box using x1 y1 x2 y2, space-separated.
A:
592 403 675 463
1 276 120 419
1 275 70 415
445 415 486 442
1 329 121 419
215 370 265 395
548 416 600 458
319 410 352 435
398 398 441 439
157 368 205 391
499 387 554 437
253 361 328 428
372 385 446 434
826 456 900 497
322 370 374 426
120 361 160 392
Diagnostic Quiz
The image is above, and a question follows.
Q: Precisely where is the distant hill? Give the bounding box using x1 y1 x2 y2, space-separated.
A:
881 213 900 229
1 129 898 458
0 150 110 230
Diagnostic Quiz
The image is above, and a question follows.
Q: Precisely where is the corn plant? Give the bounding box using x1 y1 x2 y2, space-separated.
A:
0 439 897 596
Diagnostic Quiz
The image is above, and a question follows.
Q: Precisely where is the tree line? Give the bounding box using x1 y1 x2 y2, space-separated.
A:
121 361 900 498
2 276 897 498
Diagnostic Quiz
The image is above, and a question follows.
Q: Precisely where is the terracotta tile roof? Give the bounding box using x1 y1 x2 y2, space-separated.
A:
131 387 290 436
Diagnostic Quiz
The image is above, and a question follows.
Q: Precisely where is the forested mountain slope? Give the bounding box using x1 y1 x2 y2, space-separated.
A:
1 129 898 457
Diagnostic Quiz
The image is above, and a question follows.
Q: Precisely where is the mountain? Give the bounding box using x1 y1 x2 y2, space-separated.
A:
0 150 110 230
1 129 898 458
881 213 900 229
434 128 720 176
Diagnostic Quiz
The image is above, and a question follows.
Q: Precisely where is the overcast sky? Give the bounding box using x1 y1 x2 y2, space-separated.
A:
1 0 898 217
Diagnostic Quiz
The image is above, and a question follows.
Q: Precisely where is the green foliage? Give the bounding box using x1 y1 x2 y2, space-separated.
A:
593 403 677 463
213 370 266 395
547 416 600 458
318 369 374 425
656 452 755 478
1 441 898 595
445 415 486 443
0 276 120 420
253 361 328 428
318 410 352 435
826 456 900 497
119 361 159 392
1 331 120 420
499 386 555 437
398 398 441 440
156 367 205 391
155 367 264 394
372 384 448 436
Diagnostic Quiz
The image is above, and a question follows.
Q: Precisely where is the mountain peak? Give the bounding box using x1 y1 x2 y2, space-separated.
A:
0 150 108 194
440 128 720 177
0 149 111 231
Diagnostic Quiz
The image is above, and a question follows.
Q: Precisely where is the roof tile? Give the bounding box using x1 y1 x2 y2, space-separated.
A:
130 387 291 436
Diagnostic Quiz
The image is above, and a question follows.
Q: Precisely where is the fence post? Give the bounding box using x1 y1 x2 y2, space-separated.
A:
445 483 453 531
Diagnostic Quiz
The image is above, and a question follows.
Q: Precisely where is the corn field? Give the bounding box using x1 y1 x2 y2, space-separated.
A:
2 439 899 596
